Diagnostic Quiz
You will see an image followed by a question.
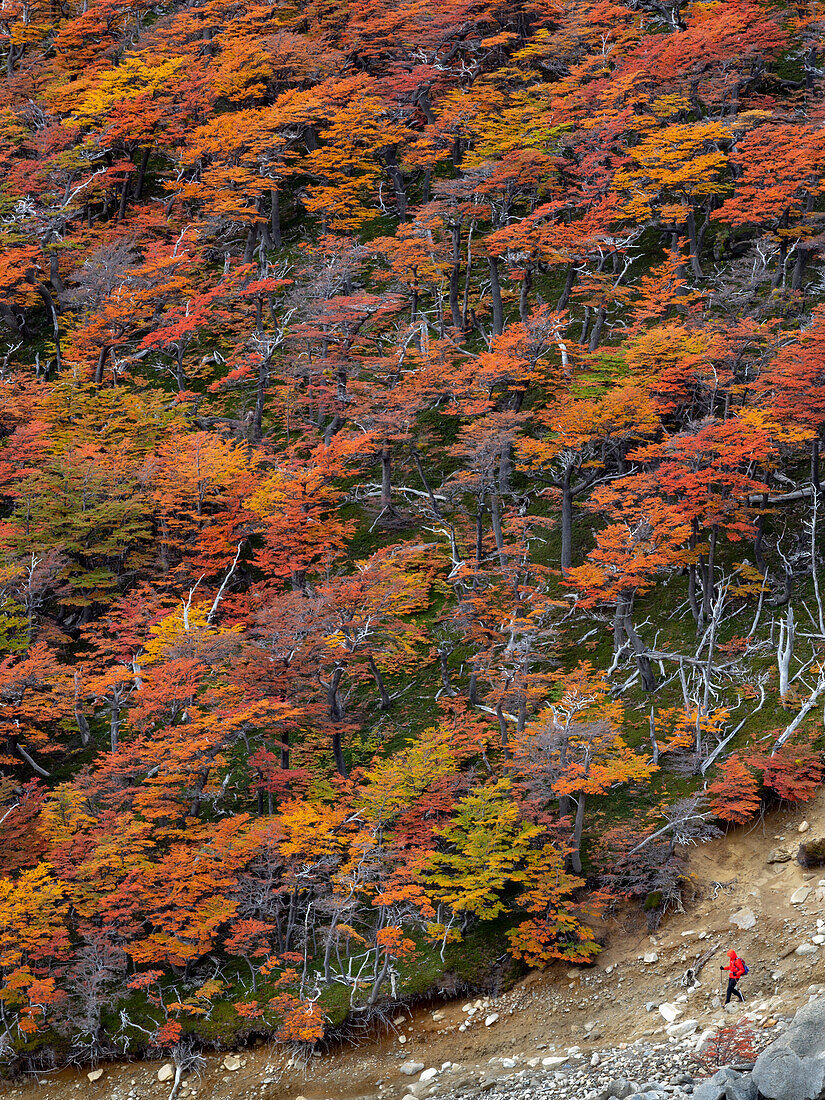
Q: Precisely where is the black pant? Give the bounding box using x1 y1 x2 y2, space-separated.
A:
725 978 744 1004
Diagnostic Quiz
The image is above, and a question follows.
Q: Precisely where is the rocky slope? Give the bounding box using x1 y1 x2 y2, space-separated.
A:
9 794 825 1100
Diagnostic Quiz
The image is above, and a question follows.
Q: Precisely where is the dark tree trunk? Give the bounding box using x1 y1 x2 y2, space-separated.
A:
95 346 109 386
368 655 392 710
557 264 576 310
569 793 586 875
685 207 703 278
135 147 151 200
252 354 269 442
449 223 462 329
270 188 282 248
328 666 348 778
702 525 718 623
519 263 532 322
561 467 574 573
380 440 392 511
117 173 131 223
489 256 504 335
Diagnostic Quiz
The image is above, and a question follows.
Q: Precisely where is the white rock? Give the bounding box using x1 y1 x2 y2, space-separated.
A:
461 1003 472 1012
791 886 812 905
400 1062 425 1076
667 1019 699 1039
796 943 819 955
398 1034 407 1043
431 1011 444 1022
542 1056 568 1068
730 907 757 930
223 1055 241 1072
501 1058 518 1069
680 930 697 937
86 1069 104 1083
458 1023 466 1032
419 1068 438 1083
591 1053 600 1066
813 935 825 946
485 1013 499 1026
157 1064 175 1083
658 1003 683 1023
643 952 658 964
799 820 811 833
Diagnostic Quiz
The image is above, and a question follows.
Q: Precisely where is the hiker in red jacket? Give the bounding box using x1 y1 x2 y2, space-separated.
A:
720 949 746 1004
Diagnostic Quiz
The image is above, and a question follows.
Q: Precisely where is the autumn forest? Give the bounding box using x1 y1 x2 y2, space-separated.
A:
1 0 825 1075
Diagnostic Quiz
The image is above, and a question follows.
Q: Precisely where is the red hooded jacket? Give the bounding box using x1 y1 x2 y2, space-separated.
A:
723 953 745 980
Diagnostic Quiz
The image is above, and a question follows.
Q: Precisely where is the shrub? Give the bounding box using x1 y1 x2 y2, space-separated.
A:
797 838 825 868
693 1016 765 1074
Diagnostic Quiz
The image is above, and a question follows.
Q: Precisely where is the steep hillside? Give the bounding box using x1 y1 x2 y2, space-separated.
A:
9 796 825 1100
2 0 825 1078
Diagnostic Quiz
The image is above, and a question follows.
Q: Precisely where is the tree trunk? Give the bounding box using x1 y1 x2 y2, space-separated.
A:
367 654 392 710
380 440 392 512
812 438 821 494
438 647 457 696
495 702 511 761
243 222 260 264
489 256 504 336
490 493 506 567
449 223 462 329
702 525 718 623
34 283 61 371
117 173 131 223
557 264 575 310
252 354 269 442
685 208 703 278
570 792 587 875
777 604 795 698
383 147 408 221
623 605 657 691
467 671 478 705
328 666 348 777
588 306 606 352
135 147 151 200
519 263 531 322
561 467 574 573
270 188 282 248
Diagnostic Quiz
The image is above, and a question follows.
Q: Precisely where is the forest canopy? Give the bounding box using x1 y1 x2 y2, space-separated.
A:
1 0 825 1073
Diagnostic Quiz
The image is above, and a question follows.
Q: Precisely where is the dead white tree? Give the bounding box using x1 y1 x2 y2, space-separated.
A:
777 604 795 698
771 665 825 754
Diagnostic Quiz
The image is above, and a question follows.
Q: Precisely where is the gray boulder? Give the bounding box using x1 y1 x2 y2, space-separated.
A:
752 998 825 1100
591 1081 636 1100
693 1067 756 1100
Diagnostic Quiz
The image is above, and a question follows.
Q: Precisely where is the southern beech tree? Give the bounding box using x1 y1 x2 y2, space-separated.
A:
1 0 825 1069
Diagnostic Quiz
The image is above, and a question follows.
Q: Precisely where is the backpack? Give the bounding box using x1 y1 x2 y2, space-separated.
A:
740 960 749 976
